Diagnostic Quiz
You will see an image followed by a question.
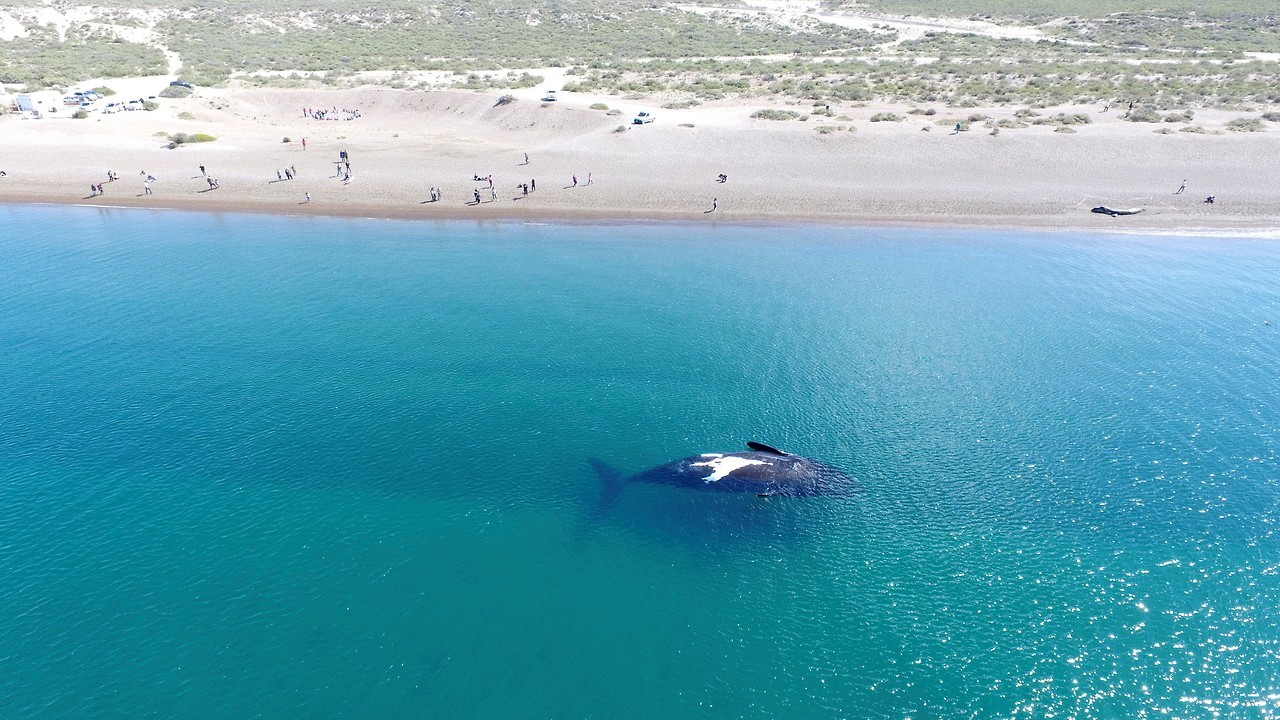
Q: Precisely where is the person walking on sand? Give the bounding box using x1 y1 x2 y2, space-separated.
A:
305 192 311 203
572 174 578 187
490 187 497 202
712 197 717 212
523 152 529 165
587 173 593 186
199 164 206 176
302 138 307 150
1175 179 1187 194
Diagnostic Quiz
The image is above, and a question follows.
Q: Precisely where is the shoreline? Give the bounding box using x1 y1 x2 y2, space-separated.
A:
5 84 1280 238
7 195 1279 238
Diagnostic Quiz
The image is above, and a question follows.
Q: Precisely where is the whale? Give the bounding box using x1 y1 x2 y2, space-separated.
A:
591 441 857 505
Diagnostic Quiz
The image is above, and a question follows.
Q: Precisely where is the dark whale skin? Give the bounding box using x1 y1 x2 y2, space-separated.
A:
593 443 857 501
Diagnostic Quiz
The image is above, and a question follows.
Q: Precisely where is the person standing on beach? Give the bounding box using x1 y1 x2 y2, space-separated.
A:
302 138 307 150
587 173 593 186
531 178 536 192
490 187 497 202
711 197 717 212
199 164 206 177
305 192 311 203
572 174 577 187
1176 179 1187 194
523 152 529 165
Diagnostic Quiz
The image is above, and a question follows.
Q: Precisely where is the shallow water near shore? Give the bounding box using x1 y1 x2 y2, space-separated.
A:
1 204 1278 719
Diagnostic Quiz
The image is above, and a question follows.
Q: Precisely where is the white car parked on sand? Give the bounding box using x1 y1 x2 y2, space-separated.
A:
633 111 655 124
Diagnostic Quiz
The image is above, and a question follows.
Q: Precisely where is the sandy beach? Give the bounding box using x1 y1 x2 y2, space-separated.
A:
3 74 1279 232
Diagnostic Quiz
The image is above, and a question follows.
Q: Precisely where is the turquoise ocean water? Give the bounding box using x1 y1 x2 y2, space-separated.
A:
1 204 1277 719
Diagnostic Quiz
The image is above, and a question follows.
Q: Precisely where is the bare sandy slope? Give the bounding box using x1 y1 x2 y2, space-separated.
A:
2 81 1278 233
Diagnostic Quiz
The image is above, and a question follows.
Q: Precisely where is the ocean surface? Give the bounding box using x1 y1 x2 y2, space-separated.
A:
1 203 1277 719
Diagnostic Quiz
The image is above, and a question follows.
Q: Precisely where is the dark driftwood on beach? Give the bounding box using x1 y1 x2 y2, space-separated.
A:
1091 206 1145 217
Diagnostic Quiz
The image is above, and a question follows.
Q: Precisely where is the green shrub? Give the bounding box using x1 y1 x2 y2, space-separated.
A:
282 137 291 143
1262 112 1280 122
71 109 88 119
92 86 115 96
613 125 627 133
167 132 216 145
1179 125 1208 133
142 100 158 111
661 99 700 109
1054 125 1076 133
869 112 904 122
751 109 800 120
1226 117 1265 132
1126 106 1162 122
158 86 191 99
494 94 515 106
589 102 609 110
177 111 195 120
606 109 622 115
816 125 837 133
678 122 694 127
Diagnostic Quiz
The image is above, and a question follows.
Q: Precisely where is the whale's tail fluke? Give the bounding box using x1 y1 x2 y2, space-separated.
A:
589 458 629 515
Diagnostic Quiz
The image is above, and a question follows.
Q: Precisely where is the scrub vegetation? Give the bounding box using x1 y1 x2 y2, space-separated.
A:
0 25 165 87
1 0 1278 113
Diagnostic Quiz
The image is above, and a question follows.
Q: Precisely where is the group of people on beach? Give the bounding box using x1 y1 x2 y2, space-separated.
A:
302 107 361 121
458 169 545 205
275 166 297 181
335 150 352 182
89 169 122 196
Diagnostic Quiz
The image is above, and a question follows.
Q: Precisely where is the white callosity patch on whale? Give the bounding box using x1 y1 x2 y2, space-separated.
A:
690 456 767 483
